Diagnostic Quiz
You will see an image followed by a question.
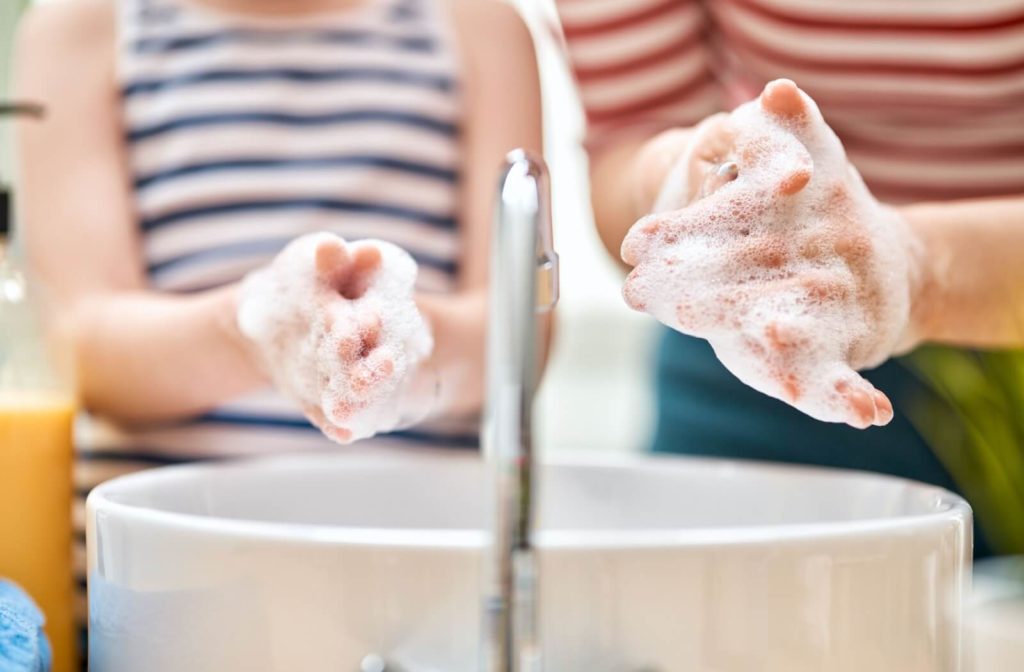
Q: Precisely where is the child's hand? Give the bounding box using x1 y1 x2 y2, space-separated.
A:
622 80 923 428
237 233 434 442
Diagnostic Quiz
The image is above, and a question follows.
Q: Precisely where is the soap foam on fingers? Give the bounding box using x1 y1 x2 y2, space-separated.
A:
238 233 433 443
622 80 914 428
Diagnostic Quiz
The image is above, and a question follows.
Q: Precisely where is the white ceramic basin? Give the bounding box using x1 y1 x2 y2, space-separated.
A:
87 450 971 672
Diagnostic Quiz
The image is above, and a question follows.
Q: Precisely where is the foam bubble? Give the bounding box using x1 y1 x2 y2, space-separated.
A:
622 80 913 428
238 232 433 442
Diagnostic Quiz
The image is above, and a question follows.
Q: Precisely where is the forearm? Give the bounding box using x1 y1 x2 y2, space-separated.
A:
902 195 1024 348
417 290 487 415
71 285 267 423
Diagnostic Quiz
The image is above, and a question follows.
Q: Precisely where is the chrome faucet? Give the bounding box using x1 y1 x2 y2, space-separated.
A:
359 150 557 672
480 150 558 672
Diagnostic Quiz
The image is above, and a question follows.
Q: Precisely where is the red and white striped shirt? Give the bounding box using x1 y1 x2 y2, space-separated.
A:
554 0 1024 202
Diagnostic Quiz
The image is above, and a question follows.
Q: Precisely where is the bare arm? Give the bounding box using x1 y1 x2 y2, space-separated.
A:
13 0 264 423
903 197 1024 348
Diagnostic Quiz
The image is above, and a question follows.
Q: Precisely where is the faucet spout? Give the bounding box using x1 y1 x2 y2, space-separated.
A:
480 150 558 672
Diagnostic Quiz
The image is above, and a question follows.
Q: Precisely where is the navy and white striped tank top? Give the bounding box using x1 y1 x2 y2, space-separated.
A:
74 0 477 608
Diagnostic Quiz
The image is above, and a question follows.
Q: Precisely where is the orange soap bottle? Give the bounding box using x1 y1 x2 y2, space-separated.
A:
0 173 76 671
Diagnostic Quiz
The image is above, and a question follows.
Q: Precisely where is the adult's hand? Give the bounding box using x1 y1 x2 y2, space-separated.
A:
621 80 926 428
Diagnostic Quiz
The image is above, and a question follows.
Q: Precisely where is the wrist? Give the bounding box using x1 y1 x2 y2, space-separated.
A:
895 205 946 350
219 283 271 387
415 291 486 414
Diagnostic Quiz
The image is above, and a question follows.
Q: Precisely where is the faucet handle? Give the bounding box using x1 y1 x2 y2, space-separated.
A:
521 149 558 314
535 246 559 313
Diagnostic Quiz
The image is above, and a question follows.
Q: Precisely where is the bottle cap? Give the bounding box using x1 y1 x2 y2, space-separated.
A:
0 101 44 238
0 188 8 238
0 188 9 237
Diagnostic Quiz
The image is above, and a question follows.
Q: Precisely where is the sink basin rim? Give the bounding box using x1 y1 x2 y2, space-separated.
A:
86 451 971 551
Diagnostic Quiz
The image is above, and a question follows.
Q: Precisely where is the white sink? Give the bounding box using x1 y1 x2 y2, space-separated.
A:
87 450 971 671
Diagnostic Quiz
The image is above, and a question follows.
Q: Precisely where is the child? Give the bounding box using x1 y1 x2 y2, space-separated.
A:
12 0 541 644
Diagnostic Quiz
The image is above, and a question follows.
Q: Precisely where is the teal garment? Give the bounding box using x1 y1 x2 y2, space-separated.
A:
651 328 993 558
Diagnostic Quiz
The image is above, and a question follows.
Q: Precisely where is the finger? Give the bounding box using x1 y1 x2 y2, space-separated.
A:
735 235 791 270
770 136 814 196
622 268 648 312
336 311 383 362
323 424 354 444
742 322 810 403
315 238 350 285
303 403 329 430
354 245 382 274
674 286 753 336
691 114 737 167
832 230 873 265
330 398 360 424
762 320 808 354
761 271 852 307
640 128 703 210
833 371 892 429
305 403 355 443
675 301 730 336
760 79 807 121
688 117 740 203
358 311 383 355
626 173 761 268
625 254 752 333
349 349 396 397
873 389 895 425
834 377 876 429
652 113 735 211
624 259 692 317
338 331 363 362
713 333 807 407
777 166 812 196
698 161 740 199
621 213 669 267
340 245 383 299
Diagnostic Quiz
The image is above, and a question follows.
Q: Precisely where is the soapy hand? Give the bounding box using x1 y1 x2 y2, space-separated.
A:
237 232 434 443
622 80 922 428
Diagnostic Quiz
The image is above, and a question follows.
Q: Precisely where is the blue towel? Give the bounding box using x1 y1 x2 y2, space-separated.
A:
0 580 51 672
